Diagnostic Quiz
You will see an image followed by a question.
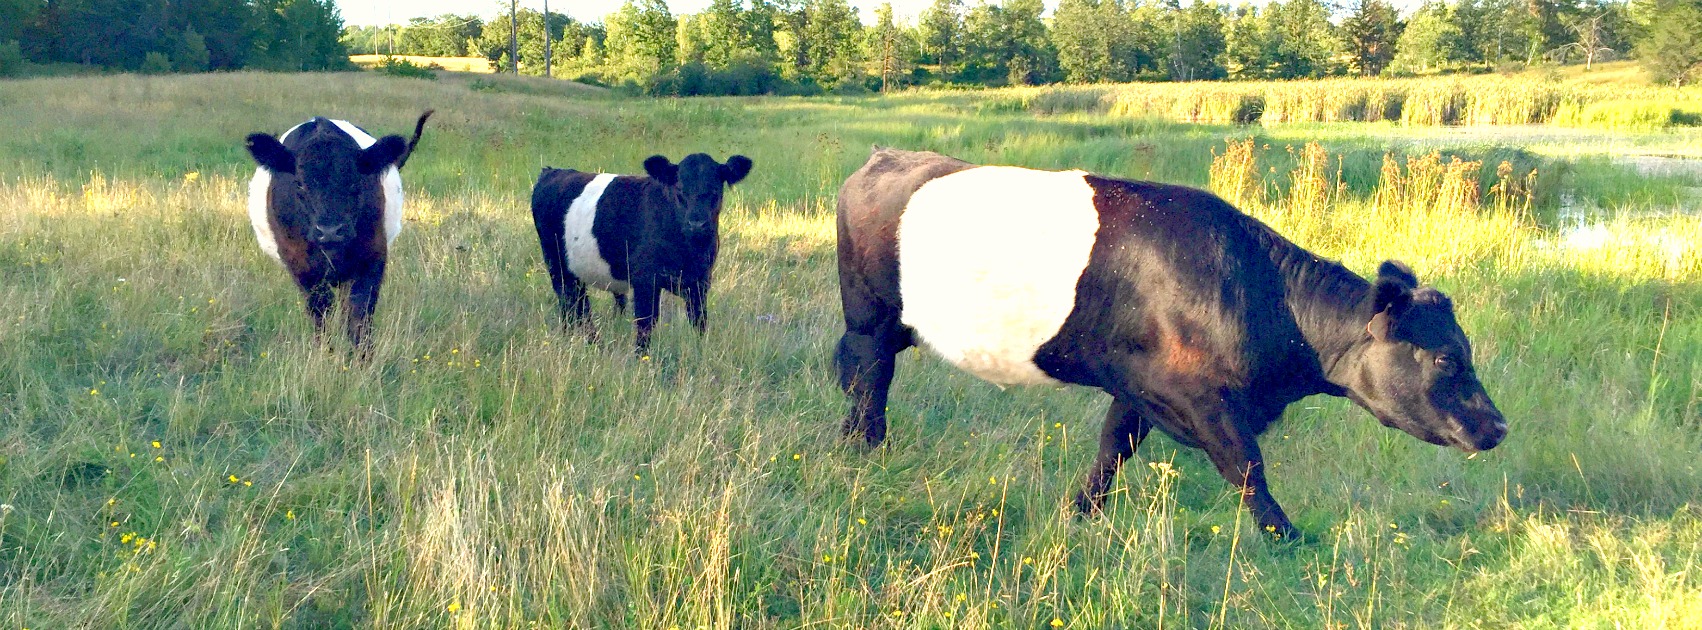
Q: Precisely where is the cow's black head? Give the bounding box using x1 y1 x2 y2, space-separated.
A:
1344 261 1507 453
246 119 408 246
643 153 753 234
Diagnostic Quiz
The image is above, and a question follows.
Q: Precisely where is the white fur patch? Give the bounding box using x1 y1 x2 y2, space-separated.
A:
246 118 403 263
563 173 631 294
898 166 1100 386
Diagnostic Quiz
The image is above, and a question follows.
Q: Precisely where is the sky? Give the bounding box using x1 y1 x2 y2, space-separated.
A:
335 0 1013 27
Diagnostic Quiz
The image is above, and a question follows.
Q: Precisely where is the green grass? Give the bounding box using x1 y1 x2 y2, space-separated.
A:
1 71 1700 628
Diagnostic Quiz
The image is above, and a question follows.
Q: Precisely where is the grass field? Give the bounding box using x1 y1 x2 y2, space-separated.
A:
0 71 1699 628
350 55 497 74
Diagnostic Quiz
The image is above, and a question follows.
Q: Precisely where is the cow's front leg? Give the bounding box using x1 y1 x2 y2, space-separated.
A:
682 280 709 334
1074 396 1154 514
632 278 663 354
298 277 335 345
345 260 386 353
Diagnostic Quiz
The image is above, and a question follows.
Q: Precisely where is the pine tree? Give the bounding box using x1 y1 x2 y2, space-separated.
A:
1342 0 1401 76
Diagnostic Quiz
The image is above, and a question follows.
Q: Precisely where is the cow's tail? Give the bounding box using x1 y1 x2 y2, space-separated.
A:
397 109 434 169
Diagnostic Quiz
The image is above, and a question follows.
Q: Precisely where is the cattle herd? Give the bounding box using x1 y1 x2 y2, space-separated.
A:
244 114 1506 541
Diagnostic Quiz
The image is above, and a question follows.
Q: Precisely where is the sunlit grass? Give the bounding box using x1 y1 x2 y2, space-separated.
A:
0 72 1698 628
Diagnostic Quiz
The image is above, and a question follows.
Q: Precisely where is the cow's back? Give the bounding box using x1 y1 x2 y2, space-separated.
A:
836 148 975 322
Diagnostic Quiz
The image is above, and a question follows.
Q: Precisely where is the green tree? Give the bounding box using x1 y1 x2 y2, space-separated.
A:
250 0 351 71
0 0 42 44
865 2 917 90
174 27 211 72
601 0 678 83
1166 0 1227 81
1052 0 1142 82
1454 0 1529 67
918 0 963 76
1264 0 1340 78
1223 4 1274 78
1632 0 1702 84
1342 0 1401 75
804 0 864 89
1391 1 1464 73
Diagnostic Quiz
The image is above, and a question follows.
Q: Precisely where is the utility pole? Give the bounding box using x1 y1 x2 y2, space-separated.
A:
509 0 519 74
544 0 552 78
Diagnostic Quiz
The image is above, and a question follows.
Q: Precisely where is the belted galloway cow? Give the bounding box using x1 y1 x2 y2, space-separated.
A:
245 111 432 349
834 147 1506 539
531 153 753 352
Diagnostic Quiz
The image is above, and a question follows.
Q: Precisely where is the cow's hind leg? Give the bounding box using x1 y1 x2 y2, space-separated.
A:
537 222 596 341
835 308 909 447
1073 396 1154 514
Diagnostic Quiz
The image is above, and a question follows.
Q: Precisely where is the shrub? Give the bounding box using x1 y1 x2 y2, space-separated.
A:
140 52 172 75
0 39 22 77
375 57 437 80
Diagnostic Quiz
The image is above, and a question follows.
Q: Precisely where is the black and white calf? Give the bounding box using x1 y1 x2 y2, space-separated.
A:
835 147 1507 540
530 153 753 352
245 111 432 348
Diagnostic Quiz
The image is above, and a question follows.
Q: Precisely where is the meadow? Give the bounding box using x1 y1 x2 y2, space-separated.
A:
0 71 1699 628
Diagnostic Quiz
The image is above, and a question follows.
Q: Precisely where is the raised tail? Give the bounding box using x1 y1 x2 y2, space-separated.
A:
396 109 434 169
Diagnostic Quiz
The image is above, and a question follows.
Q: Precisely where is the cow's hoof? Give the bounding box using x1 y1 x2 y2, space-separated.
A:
1071 492 1106 518
839 420 885 450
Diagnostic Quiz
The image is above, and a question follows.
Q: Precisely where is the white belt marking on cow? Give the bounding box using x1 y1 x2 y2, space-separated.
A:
563 173 631 294
246 119 403 264
898 166 1099 386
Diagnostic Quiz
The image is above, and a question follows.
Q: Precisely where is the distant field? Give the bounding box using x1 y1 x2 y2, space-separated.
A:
349 54 495 73
0 72 1699 628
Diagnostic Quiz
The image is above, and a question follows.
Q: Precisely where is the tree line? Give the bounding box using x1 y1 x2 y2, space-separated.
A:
2 0 1699 91
0 0 347 75
353 0 1702 94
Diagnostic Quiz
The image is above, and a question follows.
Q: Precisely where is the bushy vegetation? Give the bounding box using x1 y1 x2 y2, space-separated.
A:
0 72 1699 628
0 0 349 74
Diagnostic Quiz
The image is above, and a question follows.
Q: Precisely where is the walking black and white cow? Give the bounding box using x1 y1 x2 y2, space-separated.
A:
530 153 753 352
245 111 432 348
834 147 1506 540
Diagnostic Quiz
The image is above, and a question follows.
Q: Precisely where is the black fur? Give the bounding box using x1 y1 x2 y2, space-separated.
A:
834 148 1506 541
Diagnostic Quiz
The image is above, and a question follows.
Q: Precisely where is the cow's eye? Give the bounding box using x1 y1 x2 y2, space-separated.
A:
1434 355 1459 375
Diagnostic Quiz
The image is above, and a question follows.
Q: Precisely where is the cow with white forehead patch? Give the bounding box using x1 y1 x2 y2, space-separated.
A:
835 147 1507 540
245 111 432 349
531 153 753 352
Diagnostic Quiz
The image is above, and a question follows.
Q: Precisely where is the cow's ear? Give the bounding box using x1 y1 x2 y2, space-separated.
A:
246 133 295 174
359 135 408 175
643 155 678 185
1376 260 1419 290
1367 275 1413 341
720 155 753 186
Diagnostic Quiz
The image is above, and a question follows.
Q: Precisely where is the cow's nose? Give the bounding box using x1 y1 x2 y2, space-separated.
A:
1475 419 1507 451
310 224 348 243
